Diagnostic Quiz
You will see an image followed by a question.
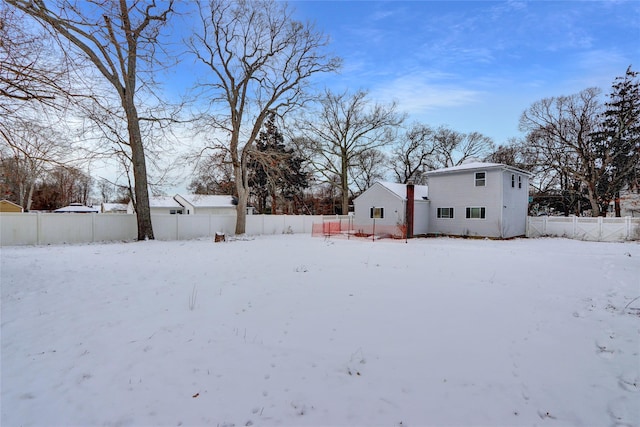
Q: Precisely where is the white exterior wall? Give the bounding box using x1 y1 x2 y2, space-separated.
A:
189 206 237 215
353 183 406 229
413 201 430 235
427 168 504 237
501 171 530 238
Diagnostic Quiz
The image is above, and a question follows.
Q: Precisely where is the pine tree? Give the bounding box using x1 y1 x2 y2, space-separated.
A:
593 66 640 216
248 113 308 213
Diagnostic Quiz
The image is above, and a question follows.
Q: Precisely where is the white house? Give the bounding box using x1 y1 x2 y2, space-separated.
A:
173 194 237 215
101 203 128 214
127 196 185 215
128 194 247 215
353 181 430 236
424 162 531 238
354 162 531 239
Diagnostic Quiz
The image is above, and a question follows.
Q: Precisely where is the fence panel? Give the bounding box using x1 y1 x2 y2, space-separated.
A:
526 216 640 241
39 213 94 244
1 213 326 246
209 216 236 237
0 213 38 245
574 218 600 241
94 214 137 242
599 218 629 242
176 214 212 240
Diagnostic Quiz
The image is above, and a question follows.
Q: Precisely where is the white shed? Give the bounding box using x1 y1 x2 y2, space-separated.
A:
353 182 430 236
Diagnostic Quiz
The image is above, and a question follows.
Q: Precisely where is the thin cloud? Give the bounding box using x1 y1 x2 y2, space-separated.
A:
371 72 483 113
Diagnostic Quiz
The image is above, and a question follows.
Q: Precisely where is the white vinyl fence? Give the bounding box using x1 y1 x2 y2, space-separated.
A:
0 213 323 246
527 216 640 241
4 213 639 246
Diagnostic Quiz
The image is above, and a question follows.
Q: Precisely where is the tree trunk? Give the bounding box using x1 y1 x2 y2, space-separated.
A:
271 189 277 214
125 103 154 240
586 184 600 217
234 160 248 235
26 182 34 212
340 155 349 215
615 191 622 217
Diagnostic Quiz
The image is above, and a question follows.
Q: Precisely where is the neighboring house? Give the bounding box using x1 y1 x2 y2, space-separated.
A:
128 194 247 215
149 196 185 215
101 203 129 214
54 203 100 213
127 196 185 215
174 194 237 215
424 162 531 238
607 187 640 217
353 182 430 235
0 199 23 213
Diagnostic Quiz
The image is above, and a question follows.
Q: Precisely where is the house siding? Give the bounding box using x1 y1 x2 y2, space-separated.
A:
427 168 504 237
413 201 430 235
353 183 406 229
501 171 529 238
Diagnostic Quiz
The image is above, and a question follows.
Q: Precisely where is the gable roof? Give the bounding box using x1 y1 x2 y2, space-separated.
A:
148 196 183 208
0 199 23 212
54 203 99 213
177 194 236 208
424 161 532 176
377 182 429 200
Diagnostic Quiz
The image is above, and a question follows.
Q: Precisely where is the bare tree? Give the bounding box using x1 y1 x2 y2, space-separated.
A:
0 121 72 210
296 89 404 214
520 88 603 216
389 123 436 184
188 0 340 234
0 3 70 115
6 0 175 240
188 148 236 196
350 149 388 194
430 126 495 169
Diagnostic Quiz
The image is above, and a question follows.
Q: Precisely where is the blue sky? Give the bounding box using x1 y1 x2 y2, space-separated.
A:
285 0 640 145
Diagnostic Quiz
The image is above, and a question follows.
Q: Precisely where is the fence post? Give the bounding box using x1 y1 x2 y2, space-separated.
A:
598 216 603 240
91 213 96 243
572 216 577 238
36 212 42 245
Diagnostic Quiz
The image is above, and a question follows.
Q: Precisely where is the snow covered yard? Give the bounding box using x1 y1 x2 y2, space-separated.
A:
1 235 639 427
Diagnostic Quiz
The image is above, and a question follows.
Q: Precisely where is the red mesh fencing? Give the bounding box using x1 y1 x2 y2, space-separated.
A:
311 220 407 240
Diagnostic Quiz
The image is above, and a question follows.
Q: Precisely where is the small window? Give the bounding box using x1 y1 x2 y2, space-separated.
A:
437 207 454 219
466 207 486 219
370 207 384 219
170 209 183 215
518 175 522 189
475 172 486 187
511 174 515 188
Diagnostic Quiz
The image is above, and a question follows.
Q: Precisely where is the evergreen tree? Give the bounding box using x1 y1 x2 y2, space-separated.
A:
248 113 308 213
593 66 640 216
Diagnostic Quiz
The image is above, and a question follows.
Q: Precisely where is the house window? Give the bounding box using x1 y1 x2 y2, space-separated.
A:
475 172 486 187
511 174 515 188
370 207 384 219
466 207 486 219
437 207 454 219
518 175 522 189
170 209 183 215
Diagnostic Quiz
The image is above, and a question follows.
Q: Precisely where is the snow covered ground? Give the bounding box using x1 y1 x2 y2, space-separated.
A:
1 235 639 427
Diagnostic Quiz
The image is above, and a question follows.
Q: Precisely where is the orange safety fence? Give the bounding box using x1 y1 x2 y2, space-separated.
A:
311 221 407 240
